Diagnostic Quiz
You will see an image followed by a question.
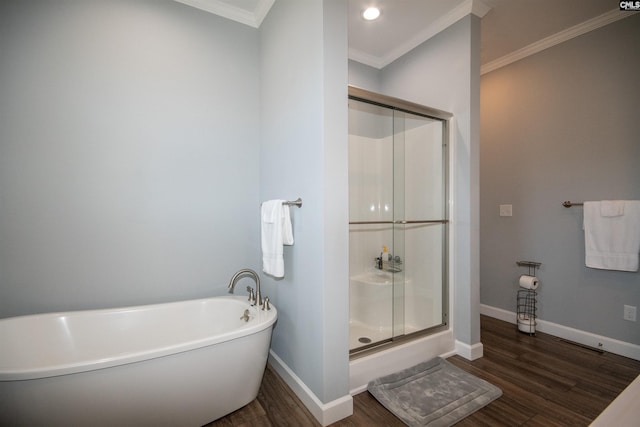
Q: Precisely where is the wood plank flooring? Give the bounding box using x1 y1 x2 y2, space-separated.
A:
207 315 640 426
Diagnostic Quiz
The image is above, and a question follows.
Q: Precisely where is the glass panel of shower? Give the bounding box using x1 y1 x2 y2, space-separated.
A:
348 88 449 355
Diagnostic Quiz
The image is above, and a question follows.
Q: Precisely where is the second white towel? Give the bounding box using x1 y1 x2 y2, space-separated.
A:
261 200 294 278
584 200 640 272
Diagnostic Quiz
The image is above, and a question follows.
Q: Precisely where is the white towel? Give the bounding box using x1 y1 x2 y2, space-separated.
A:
261 200 294 278
600 200 625 217
584 200 640 272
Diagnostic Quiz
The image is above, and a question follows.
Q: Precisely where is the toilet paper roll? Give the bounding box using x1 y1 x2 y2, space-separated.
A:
519 275 539 290
518 316 536 333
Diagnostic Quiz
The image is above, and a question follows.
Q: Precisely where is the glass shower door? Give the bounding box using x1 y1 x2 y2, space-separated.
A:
392 110 446 339
348 91 448 354
348 100 395 349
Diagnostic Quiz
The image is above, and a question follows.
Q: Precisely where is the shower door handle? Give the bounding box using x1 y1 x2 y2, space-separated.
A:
349 219 449 225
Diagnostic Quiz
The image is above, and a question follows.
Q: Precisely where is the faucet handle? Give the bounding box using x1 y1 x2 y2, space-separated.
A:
262 296 271 311
246 286 256 305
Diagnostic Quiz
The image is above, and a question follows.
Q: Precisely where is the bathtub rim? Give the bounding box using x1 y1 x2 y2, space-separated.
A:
0 295 277 381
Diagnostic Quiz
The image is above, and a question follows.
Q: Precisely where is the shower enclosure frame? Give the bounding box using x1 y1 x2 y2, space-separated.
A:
348 85 453 358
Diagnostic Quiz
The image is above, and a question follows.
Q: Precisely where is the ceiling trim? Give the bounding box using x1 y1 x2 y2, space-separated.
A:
252 0 275 27
349 0 491 70
348 49 387 70
481 8 639 75
173 0 275 28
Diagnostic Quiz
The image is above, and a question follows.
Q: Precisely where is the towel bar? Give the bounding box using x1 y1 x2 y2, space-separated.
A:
283 198 302 208
562 201 583 208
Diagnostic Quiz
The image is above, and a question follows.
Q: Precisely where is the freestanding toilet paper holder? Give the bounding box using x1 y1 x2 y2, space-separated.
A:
516 260 541 276
516 261 540 335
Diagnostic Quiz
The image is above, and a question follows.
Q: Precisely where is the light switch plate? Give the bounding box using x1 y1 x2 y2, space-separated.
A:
499 204 513 217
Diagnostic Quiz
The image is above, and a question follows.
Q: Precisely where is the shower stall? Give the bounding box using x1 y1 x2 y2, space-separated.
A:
348 86 451 356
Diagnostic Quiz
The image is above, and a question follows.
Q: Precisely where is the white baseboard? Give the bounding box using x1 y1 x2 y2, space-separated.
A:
268 351 353 426
480 304 640 361
455 340 484 360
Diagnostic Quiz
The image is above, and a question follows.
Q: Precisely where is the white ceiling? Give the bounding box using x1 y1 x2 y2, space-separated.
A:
176 0 634 73
348 0 491 69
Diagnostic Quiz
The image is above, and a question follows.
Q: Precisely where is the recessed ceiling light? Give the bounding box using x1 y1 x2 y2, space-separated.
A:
362 7 381 21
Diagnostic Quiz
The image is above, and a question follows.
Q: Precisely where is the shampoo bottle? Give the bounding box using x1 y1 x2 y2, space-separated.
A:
382 245 389 269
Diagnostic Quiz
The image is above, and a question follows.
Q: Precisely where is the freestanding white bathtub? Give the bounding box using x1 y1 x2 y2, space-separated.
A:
0 295 277 426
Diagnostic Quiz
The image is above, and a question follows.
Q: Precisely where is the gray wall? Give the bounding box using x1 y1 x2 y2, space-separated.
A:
0 0 352 409
259 0 349 404
349 16 482 349
382 15 481 348
348 60 381 93
0 0 261 317
480 14 640 344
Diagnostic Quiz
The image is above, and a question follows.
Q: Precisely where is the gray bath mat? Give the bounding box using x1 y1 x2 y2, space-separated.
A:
367 357 502 427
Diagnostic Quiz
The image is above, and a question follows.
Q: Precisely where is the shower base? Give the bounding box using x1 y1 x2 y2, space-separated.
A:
349 319 426 352
349 320 390 351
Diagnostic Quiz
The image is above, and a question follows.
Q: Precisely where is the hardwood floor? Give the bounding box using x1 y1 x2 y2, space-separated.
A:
208 315 640 426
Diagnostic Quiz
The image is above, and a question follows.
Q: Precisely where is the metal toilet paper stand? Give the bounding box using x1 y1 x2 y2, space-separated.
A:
516 261 540 335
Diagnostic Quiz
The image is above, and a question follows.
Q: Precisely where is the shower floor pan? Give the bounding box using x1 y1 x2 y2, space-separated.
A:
349 320 424 351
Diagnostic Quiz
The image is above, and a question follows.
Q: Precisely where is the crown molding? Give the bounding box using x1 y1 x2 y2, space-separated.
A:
350 0 491 70
471 0 492 19
173 0 275 28
481 9 639 75
348 48 386 70
252 0 275 27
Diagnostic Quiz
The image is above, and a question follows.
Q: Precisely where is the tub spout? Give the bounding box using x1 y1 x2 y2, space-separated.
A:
228 269 262 306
